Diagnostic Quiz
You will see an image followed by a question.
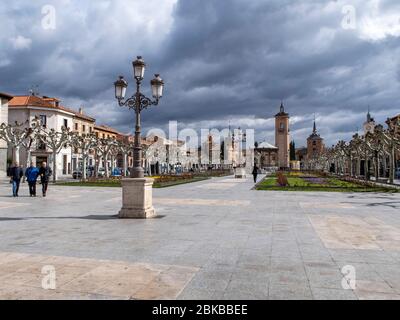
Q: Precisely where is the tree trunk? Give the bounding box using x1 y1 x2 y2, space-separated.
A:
82 156 87 181
13 146 20 165
374 156 379 181
53 151 57 183
389 146 395 185
111 155 115 174
26 149 31 168
95 155 99 178
104 155 109 178
349 156 353 176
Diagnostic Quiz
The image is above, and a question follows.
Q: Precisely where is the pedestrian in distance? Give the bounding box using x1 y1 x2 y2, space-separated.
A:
39 162 52 197
9 162 24 197
252 164 259 183
25 162 40 197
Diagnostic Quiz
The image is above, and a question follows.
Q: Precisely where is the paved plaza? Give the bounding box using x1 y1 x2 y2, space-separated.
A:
1 176 400 299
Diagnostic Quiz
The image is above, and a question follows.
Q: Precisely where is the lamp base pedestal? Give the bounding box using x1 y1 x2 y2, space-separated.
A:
234 167 246 179
118 178 156 219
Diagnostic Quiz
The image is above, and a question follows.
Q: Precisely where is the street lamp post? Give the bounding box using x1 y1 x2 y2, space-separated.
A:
114 56 164 219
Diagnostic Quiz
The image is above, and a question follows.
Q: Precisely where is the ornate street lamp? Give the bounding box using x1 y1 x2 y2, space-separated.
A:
114 56 164 178
114 56 164 218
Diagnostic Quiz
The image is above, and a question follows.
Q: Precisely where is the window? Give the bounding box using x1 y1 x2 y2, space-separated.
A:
37 139 46 150
75 123 78 131
89 127 92 133
280 123 284 130
63 119 68 129
39 115 47 128
313 141 316 146
82 125 86 132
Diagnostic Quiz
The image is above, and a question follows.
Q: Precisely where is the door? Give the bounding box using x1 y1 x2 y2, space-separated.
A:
63 155 67 175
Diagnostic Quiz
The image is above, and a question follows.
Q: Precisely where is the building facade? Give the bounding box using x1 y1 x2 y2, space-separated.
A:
71 107 96 170
0 92 12 176
275 102 290 169
8 95 74 178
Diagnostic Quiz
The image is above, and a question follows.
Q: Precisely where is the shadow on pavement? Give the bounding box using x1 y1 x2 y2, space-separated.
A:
0 214 166 221
0 215 119 221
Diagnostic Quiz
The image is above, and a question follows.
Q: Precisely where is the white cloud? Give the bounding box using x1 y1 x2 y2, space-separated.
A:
0 59 11 67
10 35 32 50
355 0 400 41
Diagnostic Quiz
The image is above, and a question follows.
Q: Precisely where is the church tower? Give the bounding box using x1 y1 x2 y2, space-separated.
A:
307 116 324 160
363 107 375 135
275 102 290 169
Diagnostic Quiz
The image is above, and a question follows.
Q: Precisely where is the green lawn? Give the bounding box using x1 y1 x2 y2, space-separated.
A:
257 174 398 193
56 176 209 188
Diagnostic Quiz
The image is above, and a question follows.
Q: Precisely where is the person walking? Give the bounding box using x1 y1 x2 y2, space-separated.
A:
39 162 52 197
25 162 39 197
9 163 24 197
252 164 259 183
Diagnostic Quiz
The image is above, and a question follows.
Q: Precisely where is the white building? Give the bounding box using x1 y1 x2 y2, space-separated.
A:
0 92 12 176
8 94 74 179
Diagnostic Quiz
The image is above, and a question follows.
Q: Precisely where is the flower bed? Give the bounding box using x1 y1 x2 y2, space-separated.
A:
257 171 398 193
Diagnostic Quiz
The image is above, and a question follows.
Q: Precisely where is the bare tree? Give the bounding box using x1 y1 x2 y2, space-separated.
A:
92 137 118 178
117 140 133 177
0 119 40 165
70 133 97 180
37 126 71 182
375 123 400 184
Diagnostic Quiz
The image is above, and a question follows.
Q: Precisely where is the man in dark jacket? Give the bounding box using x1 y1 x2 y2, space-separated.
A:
25 162 40 197
39 162 52 197
9 163 24 197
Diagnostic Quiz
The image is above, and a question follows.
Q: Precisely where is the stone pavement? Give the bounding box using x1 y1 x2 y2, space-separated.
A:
0 175 400 299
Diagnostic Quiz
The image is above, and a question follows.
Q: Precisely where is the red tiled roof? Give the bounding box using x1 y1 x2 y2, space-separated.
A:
9 95 95 122
9 95 55 108
60 106 95 122
94 124 121 135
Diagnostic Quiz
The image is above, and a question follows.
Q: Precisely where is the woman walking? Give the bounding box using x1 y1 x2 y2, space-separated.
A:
252 164 259 183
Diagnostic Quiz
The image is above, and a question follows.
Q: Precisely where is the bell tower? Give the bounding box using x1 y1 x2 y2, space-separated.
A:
363 107 375 135
275 101 290 169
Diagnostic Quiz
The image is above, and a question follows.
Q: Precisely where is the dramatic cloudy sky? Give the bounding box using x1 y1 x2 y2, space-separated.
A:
1 0 400 147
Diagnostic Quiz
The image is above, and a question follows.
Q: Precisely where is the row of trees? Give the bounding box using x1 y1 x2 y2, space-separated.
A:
0 118 135 182
309 118 400 184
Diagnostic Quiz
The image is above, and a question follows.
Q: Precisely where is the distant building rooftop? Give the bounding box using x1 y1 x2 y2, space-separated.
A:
257 141 278 149
0 92 13 100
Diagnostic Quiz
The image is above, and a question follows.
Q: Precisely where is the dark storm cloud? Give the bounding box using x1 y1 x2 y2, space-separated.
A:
1 0 399 145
